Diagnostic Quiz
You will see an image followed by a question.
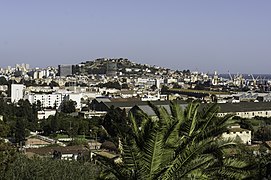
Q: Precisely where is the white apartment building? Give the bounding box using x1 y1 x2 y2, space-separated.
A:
11 84 26 103
25 93 63 109
24 89 83 110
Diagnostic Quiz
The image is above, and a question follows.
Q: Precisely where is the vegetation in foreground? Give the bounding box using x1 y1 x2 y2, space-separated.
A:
98 102 253 179
0 140 101 180
1 101 271 179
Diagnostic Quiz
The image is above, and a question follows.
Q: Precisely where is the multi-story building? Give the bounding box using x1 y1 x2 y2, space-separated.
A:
25 93 63 109
11 84 25 103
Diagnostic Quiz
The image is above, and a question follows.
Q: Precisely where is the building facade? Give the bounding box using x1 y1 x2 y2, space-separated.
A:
221 125 251 145
11 84 25 103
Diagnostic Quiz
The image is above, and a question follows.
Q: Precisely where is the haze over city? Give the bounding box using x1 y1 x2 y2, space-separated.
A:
1 0 271 73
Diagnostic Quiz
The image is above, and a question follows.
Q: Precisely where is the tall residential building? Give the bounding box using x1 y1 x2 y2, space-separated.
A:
25 93 63 109
11 84 25 103
58 64 73 77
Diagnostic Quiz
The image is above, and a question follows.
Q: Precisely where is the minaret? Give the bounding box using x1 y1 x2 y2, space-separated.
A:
212 71 218 85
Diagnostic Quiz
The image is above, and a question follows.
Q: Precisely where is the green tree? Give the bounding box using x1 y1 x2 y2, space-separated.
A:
0 154 101 180
0 140 17 176
61 100 76 113
0 77 8 85
101 106 129 142
254 126 271 141
14 118 26 144
50 113 60 134
0 121 10 137
98 102 250 179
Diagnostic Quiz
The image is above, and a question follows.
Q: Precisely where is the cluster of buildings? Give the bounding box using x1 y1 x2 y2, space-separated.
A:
2 58 271 149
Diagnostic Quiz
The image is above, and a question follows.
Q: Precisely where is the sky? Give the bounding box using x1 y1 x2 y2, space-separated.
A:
0 0 271 74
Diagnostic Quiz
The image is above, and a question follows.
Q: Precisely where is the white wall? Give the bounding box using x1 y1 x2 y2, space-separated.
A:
217 110 271 119
222 130 251 145
25 93 63 109
37 110 57 120
11 84 25 103
66 93 82 109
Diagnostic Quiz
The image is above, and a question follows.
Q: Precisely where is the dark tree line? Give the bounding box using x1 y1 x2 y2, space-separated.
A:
0 140 101 180
0 99 38 144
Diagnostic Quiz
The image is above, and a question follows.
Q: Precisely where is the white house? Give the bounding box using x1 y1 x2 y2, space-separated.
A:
221 125 251 145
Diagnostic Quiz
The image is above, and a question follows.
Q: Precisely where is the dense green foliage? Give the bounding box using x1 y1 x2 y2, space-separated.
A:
0 77 8 85
101 107 128 140
1 155 100 180
60 100 77 113
40 113 102 139
98 102 251 179
0 140 101 180
254 126 271 141
0 98 104 144
0 99 38 143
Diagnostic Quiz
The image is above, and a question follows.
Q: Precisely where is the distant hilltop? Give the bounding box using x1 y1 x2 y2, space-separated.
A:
69 57 181 77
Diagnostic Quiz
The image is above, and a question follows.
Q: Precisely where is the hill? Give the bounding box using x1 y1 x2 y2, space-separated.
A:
73 58 172 77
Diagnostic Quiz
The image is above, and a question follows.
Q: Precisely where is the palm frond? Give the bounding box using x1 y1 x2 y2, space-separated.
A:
141 126 164 180
162 138 214 179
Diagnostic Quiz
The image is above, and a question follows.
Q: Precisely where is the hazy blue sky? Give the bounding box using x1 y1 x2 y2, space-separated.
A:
1 1 271 73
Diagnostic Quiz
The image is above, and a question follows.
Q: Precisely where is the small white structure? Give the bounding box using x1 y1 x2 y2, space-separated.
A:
37 110 57 120
222 125 251 145
11 84 25 103
218 110 271 119
79 110 107 119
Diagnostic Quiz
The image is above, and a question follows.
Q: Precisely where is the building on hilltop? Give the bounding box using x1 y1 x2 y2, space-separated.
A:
58 64 73 77
106 61 117 76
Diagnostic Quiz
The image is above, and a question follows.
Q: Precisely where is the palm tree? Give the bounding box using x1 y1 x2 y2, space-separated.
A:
98 102 250 179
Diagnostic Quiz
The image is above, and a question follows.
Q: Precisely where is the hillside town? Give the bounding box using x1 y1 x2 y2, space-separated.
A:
1 58 271 179
2 0 271 178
